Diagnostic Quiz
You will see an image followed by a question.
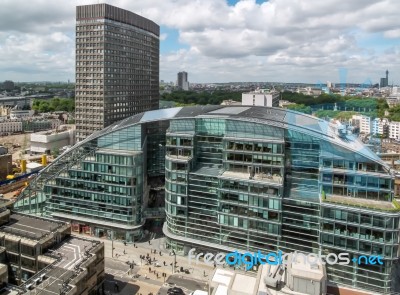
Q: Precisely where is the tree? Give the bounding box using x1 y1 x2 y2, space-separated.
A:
286 104 312 114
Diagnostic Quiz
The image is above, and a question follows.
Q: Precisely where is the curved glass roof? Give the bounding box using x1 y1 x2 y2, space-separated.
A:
62 105 387 168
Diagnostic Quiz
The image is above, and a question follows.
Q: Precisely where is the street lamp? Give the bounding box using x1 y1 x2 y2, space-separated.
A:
170 250 176 274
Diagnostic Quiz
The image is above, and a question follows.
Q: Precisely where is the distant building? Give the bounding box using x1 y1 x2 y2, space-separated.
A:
297 87 322 97
0 106 11 117
372 118 389 136
75 3 160 142
0 120 22 135
22 119 61 133
380 70 389 88
350 114 371 134
220 100 241 106
0 154 12 179
242 89 279 107
177 71 189 90
10 109 34 119
30 126 76 154
1 80 14 91
389 121 400 140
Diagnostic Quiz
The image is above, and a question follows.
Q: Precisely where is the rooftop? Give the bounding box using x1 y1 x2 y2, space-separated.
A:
210 268 258 295
76 105 387 169
20 237 101 295
324 195 396 211
0 213 65 240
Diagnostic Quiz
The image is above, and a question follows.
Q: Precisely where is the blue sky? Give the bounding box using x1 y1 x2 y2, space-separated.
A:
0 0 399 83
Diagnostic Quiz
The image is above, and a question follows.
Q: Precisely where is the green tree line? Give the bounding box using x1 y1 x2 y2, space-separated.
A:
161 90 242 105
32 98 75 113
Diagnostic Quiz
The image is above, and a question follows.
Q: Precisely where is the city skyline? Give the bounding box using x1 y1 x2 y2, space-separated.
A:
0 0 399 84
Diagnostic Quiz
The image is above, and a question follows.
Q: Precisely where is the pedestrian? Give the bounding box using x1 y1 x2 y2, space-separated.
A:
149 267 151 272
124 241 127 246
157 273 159 279
114 282 119 292
148 241 151 245
204 270 206 277
163 261 166 266
123 250 126 254
134 243 136 248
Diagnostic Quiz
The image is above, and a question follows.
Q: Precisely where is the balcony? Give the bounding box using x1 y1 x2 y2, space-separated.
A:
221 170 282 185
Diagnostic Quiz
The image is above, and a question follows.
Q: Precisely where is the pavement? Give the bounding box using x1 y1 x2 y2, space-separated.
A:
72 232 213 295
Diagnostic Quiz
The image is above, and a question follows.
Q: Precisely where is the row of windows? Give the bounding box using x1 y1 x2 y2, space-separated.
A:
322 159 386 173
322 174 391 189
321 222 398 244
218 215 279 234
321 208 399 229
321 234 397 257
226 141 283 154
220 192 281 209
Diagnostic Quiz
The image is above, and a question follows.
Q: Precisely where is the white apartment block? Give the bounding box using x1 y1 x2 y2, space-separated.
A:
51 119 62 130
389 121 400 140
350 115 371 134
242 89 280 107
10 109 34 119
0 121 22 135
372 118 389 135
30 127 76 154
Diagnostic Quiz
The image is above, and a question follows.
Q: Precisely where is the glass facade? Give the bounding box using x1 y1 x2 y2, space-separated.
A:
14 106 400 294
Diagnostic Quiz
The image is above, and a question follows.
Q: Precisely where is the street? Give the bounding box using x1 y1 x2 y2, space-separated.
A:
73 232 213 295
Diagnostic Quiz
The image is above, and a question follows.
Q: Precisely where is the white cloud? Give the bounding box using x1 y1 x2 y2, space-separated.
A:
0 0 399 83
159 33 168 41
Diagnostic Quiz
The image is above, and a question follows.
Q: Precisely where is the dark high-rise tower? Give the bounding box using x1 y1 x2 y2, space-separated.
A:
177 71 189 90
75 4 160 141
380 70 389 88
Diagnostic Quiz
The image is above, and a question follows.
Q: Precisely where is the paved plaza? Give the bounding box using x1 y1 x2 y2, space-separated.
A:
73 232 213 295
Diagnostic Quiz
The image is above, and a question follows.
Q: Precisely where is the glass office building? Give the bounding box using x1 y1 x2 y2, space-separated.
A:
14 106 399 294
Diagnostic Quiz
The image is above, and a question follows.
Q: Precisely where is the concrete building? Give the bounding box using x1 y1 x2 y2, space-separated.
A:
10 110 34 120
1 81 15 91
15 106 399 294
30 126 76 154
0 120 22 135
242 89 279 107
22 119 61 133
0 106 11 117
372 118 389 136
389 121 400 140
75 3 160 142
0 154 12 179
220 100 241 106
0 210 104 294
380 70 389 88
209 253 327 295
350 114 371 134
177 72 189 91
